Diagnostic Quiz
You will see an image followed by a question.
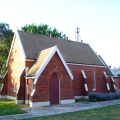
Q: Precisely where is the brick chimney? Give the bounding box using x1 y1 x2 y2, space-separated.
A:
109 66 111 69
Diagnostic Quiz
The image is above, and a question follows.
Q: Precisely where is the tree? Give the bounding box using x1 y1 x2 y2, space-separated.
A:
21 23 68 39
0 23 14 80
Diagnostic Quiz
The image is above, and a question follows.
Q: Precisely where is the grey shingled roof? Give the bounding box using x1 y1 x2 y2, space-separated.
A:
18 31 104 66
98 55 113 76
111 68 120 77
27 47 54 77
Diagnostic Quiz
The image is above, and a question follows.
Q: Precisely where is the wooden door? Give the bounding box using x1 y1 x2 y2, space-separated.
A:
49 73 59 105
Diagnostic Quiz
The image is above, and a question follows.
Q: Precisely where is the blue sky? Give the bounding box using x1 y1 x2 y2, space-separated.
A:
0 0 120 68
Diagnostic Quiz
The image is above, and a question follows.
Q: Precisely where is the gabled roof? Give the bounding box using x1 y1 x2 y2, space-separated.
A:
26 46 73 80
98 55 113 76
18 31 104 66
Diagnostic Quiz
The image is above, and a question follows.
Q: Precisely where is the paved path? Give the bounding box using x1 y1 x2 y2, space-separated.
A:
0 99 120 120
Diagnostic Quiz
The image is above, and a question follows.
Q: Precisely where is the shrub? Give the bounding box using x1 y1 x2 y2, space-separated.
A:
88 92 120 102
115 92 120 99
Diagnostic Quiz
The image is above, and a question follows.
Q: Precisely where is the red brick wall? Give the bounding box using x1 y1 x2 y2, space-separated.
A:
118 75 120 89
68 64 108 96
28 56 115 102
101 73 108 93
25 60 35 75
32 52 74 102
0 72 8 95
108 77 115 93
17 70 26 101
25 60 34 67
114 77 120 89
7 36 25 97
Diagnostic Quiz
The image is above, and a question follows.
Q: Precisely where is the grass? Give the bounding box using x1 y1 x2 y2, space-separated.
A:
21 104 120 120
116 89 120 92
0 99 26 116
0 98 120 120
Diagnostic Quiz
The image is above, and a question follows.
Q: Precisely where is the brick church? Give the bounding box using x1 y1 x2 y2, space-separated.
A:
0 31 115 107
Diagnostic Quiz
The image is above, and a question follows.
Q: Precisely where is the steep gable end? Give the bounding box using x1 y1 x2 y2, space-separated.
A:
26 46 73 80
6 31 26 66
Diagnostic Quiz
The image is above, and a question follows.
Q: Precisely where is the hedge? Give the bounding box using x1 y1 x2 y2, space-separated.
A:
88 92 120 102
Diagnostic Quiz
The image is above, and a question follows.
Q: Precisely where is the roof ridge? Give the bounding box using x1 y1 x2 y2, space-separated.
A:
18 30 88 45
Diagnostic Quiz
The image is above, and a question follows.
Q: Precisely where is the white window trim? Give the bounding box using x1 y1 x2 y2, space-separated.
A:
34 78 38 84
31 80 34 92
14 79 17 92
93 71 96 90
81 70 87 79
31 89 35 96
111 77 114 82
104 71 108 79
113 84 116 90
106 83 110 90
84 84 88 91
16 85 20 94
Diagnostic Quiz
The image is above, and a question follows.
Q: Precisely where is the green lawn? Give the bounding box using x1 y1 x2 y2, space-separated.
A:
0 99 26 116
22 104 120 120
116 89 120 92
0 99 120 120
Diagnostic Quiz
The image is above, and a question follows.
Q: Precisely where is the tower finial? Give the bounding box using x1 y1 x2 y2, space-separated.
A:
75 27 81 42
